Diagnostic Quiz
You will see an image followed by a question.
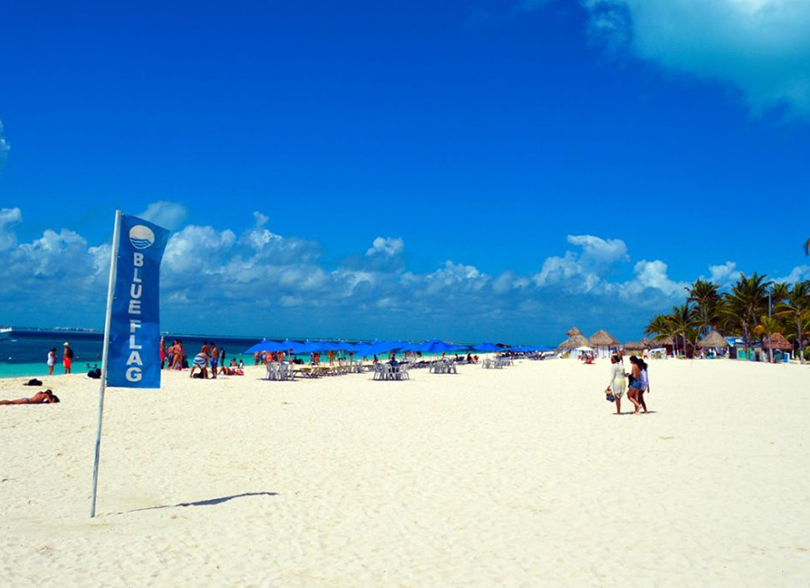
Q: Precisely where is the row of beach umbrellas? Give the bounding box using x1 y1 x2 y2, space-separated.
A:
244 338 554 355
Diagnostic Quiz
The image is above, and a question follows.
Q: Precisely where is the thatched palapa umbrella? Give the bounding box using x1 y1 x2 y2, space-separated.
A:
623 340 645 352
765 332 792 351
558 333 590 352
566 327 583 337
698 330 728 349
588 329 620 358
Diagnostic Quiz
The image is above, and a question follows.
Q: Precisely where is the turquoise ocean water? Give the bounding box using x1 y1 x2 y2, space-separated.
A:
0 328 261 379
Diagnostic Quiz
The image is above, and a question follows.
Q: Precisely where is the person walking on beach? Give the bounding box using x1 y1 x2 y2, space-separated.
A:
220 346 226 368
606 354 626 415
47 347 56 375
627 356 650 414
62 342 74 374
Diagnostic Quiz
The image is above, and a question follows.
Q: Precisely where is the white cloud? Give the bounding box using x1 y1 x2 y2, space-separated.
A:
366 236 405 257
622 259 688 298
3 204 803 341
138 201 188 230
774 265 810 284
0 119 9 171
0 207 23 250
533 234 628 293
163 225 236 274
707 261 739 286
581 0 810 118
253 211 269 227
566 234 628 266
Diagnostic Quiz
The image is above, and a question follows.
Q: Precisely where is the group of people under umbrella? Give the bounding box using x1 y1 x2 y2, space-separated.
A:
244 338 554 379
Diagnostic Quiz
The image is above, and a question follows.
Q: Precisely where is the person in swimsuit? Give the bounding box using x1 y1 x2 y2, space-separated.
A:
210 343 219 379
634 356 650 413
606 354 626 415
189 352 209 379
47 347 56 375
63 342 73 374
1 390 60 405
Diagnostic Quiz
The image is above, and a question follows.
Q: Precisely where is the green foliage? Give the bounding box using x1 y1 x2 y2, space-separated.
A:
645 275 810 361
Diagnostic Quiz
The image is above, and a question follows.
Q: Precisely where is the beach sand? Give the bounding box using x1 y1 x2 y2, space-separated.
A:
1 358 809 587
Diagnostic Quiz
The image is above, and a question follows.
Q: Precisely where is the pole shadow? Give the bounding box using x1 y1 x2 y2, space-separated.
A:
123 491 279 514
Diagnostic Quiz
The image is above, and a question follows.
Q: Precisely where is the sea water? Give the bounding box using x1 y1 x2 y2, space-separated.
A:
0 329 260 379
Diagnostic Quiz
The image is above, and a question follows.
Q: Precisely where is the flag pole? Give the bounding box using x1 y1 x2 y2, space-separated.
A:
91 209 122 518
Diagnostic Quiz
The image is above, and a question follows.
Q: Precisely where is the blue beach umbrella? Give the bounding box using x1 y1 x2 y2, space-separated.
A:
410 339 456 354
473 342 501 352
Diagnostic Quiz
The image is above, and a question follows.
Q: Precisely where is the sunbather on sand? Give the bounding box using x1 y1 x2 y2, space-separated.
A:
1 390 61 405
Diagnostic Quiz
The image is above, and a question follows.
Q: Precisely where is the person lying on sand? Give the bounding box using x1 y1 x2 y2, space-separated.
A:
218 366 244 376
1 390 61 405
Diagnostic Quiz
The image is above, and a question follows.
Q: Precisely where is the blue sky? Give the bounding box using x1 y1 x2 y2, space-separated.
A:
1 0 809 343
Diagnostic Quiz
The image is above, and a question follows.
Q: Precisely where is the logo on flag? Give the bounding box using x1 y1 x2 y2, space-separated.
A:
129 225 156 249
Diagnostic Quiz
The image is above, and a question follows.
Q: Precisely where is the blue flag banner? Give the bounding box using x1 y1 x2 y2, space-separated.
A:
106 214 170 388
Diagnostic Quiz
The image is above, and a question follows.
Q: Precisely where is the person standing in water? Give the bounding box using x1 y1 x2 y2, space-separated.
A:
606 354 626 415
47 347 56 375
62 342 74 374
210 343 219 379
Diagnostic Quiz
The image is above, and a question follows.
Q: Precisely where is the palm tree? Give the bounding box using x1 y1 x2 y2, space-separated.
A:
668 303 696 358
754 315 780 363
776 281 810 364
686 279 721 338
645 313 676 355
723 272 772 357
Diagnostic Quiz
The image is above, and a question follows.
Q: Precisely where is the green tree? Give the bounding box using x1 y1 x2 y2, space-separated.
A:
776 281 810 364
644 313 673 351
668 303 696 358
686 279 721 338
754 315 781 363
723 272 772 356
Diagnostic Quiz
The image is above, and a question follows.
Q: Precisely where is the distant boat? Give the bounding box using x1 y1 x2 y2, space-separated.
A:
0 327 11 341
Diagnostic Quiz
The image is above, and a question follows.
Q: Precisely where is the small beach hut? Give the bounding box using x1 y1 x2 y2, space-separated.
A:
588 329 620 358
623 340 645 352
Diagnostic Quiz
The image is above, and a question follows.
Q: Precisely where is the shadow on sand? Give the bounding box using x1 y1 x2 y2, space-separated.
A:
124 492 278 514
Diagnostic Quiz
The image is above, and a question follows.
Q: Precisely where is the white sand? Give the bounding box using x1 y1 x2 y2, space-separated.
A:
1 358 809 587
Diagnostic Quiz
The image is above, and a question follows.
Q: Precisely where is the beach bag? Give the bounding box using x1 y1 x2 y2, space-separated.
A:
25 378 43 386
606 392 615 402
88 368 101 379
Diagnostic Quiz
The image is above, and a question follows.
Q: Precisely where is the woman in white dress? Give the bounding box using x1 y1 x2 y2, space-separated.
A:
47 347 56 376
606 354 626 415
